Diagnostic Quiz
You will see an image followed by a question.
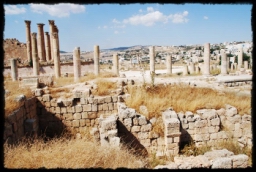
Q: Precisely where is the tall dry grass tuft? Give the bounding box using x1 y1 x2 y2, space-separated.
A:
126 83 251 120
4 135 147 169
92 79 117 96
4 78 33 118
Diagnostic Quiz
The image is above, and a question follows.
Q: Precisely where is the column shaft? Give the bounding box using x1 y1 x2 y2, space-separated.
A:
221 49 227 75
45 32 51 61
31 33 39 76
37 23 46 61
238 46 243 69
10 58 18 81
94 45 100 76
149 46 155 73
52 32 61 78
166 55 172 75
25 20 32 62
113 53 119 76
49 20 55 62
73 47 81 82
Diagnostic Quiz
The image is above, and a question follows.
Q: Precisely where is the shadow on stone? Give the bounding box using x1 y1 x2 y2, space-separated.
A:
117 120 148 157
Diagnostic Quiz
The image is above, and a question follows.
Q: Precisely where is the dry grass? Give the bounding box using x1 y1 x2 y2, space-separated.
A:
4 77 34 118
4 134 147 169
92 79 117 96
48 87 73 99
126 83 251 120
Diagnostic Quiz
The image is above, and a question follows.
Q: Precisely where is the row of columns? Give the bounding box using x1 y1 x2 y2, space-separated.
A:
24 20 61 78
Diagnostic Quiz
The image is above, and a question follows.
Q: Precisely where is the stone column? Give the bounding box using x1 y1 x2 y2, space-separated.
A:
53 25 60 55
10 58 18 81
52 32 61 78
31 33 39 76
238 45 243 69
73 47 81 82
44 32 51 61
113 53 119 76
203 43 210 75
234 63 237 71
166 55 172 75
244 61 248 70
195 65 200 74
183 65 188 76
220 49 227 75
231 63 234 71
49 20 55 62
149 46 155 73
94 45 100 76
37 23 46 62
25 20 32 62
188 62 195 74
226 57 230 71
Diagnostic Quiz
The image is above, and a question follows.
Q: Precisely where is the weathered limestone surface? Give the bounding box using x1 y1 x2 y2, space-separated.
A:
94 45 100 76
48 20 55 62
238 45 243 69
52 32 61 78
166 55 172 75
44 32 51 61
10 58 18 81
221 49 228 75
37 23 46 62
113 53 119 76
149 46 155 74
31 32 39 76
25 20 32 62
73 47 81 82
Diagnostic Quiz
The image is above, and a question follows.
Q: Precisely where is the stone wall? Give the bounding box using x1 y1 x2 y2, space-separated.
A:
4 38 27 66
4 91 252 157
4 97 38 144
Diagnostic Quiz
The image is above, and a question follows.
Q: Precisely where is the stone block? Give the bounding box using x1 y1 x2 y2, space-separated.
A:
140 124 152 132
66 106 74 113
35 89 43 96
226 115 241 124
73 113 82 120
102 103 108 111
60 107 67 113
131 126 141 133
140 139 151 147
82 89 91 98
133 117 139 125
50 98 57 107
208 126 220 133
173 136 180 143
124 118 132 127
42 94 51 102
210 117 220 126
83 104 91 112
88 112 97 119
91 119 95 126
225 104 237 117
63 113 73 120
166 142 179 149
195 120 207 128
91 104 97 111
149 131 160 139
80 98 88 105
188 122 194 129
104 96 112 103
211 157 232 169
165 118 180 128
138 116 147 125
75 105 83 113
108 103 113 110
138 132 149 139
72 120 80 127
98 104 103 111
210 133 218 140
231 154 249 168
112 96 118 102
195 127 209 134
109 137 120 147
62 99 73 107
19 77 38 89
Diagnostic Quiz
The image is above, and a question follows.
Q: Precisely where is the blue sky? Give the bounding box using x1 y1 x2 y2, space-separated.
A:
4 3 252 52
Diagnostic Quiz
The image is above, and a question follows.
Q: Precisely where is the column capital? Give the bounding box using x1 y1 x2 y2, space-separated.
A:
48 20 55 25
37 23 45 27
25 20 31 26
31 32 37 38
53 25 59 33
45 32 49 35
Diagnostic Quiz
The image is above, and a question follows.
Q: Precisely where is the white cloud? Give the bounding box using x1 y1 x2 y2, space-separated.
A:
98 26 101 29
15 20 18 23
30 3 85 17
112 18 120 24
139 9 143 13
114 30 119 34
204 16 208 20
4 5 26 15
168 11 189 23
147 7 154 12
123 8 189 26
103 25 108 29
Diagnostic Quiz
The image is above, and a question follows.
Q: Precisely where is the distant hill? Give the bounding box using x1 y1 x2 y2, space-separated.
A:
105 45 149 51
60 50 67 53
